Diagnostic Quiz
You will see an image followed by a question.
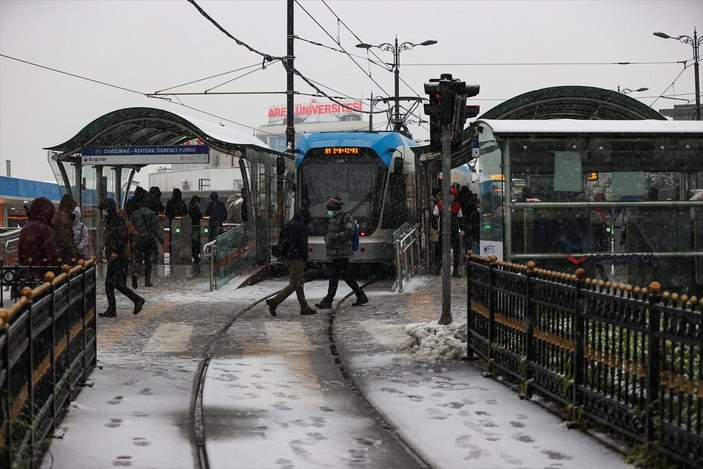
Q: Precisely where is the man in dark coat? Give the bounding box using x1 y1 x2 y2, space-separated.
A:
52 193 80 263
188 195 203 266
165 188 188 223
125 186 149 218
148 186 165 215
315 197 367 309
130 198 163 287
204 191 227 241
98 198 145 317
18 197 59 267
265 209 316 316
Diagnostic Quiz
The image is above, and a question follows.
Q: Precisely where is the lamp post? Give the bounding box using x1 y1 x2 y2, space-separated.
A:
618 86 649 94
654 28 702 120
357 37 437 131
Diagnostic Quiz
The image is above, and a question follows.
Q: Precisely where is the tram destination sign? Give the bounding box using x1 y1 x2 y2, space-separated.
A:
82 145 209 165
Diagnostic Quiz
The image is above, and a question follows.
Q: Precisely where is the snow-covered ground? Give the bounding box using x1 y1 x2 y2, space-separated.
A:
38 271 632 468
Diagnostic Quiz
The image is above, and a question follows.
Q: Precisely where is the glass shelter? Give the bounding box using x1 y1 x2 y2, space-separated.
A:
475 119 703 293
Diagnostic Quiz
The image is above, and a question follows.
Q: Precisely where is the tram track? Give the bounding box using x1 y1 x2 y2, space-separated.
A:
189 279 431 469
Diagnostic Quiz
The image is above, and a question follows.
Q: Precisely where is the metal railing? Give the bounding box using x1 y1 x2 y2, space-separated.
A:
392 223 422 292
203 223 255 291
0 229 21 267
0 260 97 469
466 255 702 468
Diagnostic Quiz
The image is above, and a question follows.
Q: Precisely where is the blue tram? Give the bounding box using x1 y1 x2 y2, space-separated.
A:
295 131 417 264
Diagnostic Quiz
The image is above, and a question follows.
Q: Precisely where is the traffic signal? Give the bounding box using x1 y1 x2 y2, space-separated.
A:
424 79 441 152
450 82 480 151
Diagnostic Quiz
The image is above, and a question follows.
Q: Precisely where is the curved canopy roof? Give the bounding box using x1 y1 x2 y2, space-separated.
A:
479 86 666 120
45 107 279 161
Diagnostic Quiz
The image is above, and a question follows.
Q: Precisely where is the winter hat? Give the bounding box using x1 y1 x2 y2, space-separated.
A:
326 197 343 211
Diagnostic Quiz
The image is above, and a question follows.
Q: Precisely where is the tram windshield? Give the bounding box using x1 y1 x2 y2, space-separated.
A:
477 122 703 293
299 150 386 236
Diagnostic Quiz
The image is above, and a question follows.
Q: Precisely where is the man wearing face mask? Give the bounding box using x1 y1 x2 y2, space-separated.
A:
315 196 368 309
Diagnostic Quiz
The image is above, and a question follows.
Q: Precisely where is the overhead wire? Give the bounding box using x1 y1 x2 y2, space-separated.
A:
0 53 145 96
154 62 270 94
187 0 385 115
648 62 692 108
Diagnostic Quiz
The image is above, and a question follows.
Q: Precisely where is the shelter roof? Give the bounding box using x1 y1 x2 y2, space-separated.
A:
476 119 703 135
44 107 279 161
479 86 667 120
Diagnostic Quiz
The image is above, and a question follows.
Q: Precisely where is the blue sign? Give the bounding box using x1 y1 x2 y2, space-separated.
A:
82 145 209 165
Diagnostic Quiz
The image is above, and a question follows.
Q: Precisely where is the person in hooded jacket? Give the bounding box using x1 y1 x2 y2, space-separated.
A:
130 197 163 288
188 195 203 266
265 208 317 316
71 206 89 259
204 191 227 241
52 194 80 263
98 198 145 317
18 197 59 267
315 197 368 309
165 188 188 223
125 186 149 218
148 186 165 215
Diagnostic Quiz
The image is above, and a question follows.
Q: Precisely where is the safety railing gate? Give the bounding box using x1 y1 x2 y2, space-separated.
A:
203 222 256 291
392 223 422 292
466 254 702 468
0 260 97 469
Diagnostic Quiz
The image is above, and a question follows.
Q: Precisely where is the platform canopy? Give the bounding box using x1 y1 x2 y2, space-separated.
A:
479 85 666 121
44 107 282 164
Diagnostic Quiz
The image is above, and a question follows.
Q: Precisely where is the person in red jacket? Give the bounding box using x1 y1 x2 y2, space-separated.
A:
18 197 59 267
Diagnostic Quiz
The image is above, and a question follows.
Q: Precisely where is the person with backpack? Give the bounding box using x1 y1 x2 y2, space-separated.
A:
130 197 163 288
315 196 368 309
204 191 228 241
265 208 317 317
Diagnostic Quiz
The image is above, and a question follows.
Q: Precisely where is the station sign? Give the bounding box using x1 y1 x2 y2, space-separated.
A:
82 145 209 165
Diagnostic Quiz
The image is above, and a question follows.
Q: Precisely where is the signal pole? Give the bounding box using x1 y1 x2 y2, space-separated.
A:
439 123 453 325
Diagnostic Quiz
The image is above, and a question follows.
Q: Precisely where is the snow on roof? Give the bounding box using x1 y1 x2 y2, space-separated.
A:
171 111 270 148
476 119 703 135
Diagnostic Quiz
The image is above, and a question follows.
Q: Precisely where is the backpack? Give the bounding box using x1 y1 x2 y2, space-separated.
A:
351 219 360 251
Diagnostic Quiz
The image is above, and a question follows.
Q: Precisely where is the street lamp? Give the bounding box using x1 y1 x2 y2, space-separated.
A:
619 86 649 94
357 37 437 131
654 28 702 120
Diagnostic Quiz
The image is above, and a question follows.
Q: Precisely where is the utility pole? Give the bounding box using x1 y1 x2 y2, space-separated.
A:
439 123 453 325
279 0 294 223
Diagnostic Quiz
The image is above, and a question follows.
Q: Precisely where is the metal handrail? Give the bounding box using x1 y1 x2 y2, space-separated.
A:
202 239 217 291
393 223 421 292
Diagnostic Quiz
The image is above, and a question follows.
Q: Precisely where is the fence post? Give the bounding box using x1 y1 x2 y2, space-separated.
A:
573 268 587 407
523 261 537 396
645 281 662 447
465 252 473 360
488 255 497 361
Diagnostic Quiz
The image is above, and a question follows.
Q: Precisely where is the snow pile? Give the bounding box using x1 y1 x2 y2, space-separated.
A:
402 320 467 362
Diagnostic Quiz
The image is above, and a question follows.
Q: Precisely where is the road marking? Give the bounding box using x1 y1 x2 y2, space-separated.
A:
144 323 193 352
264 322 314 352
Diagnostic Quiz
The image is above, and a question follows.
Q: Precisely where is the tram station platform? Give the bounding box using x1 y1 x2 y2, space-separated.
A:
39 266 632 469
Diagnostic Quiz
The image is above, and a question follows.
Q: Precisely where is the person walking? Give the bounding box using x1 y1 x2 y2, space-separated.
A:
188 195 203 267
98 198 145 318
130 197 163 288
266 208 317 317
18 197 59 267
52 194 80 264
204 191 227 241
71 206 89 259
315 197 368 309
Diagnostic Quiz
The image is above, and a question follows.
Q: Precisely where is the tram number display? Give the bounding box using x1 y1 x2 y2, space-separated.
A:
323 147 360 155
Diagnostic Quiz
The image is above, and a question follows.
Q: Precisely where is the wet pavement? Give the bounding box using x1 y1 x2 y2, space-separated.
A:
37 265 632 469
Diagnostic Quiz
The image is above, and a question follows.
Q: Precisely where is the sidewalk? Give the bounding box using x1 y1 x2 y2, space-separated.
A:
325 275 633 468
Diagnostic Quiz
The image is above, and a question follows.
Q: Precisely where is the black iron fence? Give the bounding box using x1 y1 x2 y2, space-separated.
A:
0 260 97 469
467 255 702 468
